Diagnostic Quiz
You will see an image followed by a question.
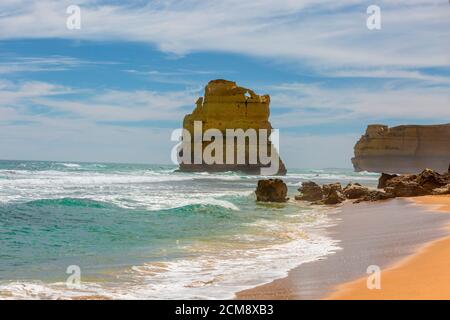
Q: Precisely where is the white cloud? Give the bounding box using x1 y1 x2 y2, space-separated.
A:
0 56 87 74
0 80 72 105
0 80 198 123
269 82 450 127
0 80 193 163
325 68 450 85
0 0 448 71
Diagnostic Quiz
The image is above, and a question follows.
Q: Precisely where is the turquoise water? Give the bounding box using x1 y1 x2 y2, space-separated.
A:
0 160 378 299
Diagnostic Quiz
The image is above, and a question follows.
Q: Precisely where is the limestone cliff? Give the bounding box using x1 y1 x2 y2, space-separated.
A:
352 123 450 174
178 79 286 175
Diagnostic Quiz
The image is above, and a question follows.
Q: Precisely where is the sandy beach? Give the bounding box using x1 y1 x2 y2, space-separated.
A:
328 195 450 299
236 195 450 300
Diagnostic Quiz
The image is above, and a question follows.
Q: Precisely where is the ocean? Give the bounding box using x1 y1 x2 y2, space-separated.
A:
0 160 379 299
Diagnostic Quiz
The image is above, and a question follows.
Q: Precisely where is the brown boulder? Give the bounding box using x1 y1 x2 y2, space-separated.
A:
343 183 370 199
384 174 417 187
416 168 448 191
354 190 395 203
322 183 345 205
322 183 342 194
255 179 288 202
384 181 428 197
378 173 398 189
295 181 323 201
432 184 450 195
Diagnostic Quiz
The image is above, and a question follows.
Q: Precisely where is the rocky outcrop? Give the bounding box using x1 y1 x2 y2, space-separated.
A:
352 123 450 174
321 183 346 205
294 181 323 201
378 173 398 189
354 190 394 203
295 181 346 205
433 184 450 195
178 79 286 175
255 179 288 202
294 168 450 206
343 183 370 199
384 181 428 197
383 168 450 197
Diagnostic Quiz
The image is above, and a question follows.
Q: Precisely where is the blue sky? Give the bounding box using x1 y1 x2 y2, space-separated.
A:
0 0 449 168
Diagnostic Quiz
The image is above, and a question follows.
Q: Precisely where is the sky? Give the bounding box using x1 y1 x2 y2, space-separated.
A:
0 0 449 169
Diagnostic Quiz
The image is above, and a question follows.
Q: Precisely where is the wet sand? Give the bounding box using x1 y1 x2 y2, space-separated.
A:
236 197 450 299
328 195 450 299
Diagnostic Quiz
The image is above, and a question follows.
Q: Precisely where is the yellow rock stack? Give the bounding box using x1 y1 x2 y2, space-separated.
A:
352 123 450 174
179 79 286 175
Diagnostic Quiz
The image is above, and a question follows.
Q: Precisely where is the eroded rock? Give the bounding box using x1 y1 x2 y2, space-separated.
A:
343 183 370 199
179 79 286 175
255 179 288 202
380 168 450 197
416 168 448 191
295 181 323 201
378 173 398 189
292 168 450 206
321 183 345 205
354 190 394 203
432 184 450 195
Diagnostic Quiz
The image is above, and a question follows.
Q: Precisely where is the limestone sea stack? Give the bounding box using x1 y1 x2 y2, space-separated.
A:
178 79 287 175
352 123 450 174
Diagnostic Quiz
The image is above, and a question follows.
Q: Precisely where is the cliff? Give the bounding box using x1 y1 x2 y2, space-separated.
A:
352 123 450 174
178 79 286 175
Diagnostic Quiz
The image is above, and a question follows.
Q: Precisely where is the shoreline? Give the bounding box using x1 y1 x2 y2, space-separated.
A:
327 195 450 299
236 196 450 300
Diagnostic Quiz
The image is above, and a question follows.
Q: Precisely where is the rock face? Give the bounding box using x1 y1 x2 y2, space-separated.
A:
352 123 450 174
179 79 286 175
255 179 288 202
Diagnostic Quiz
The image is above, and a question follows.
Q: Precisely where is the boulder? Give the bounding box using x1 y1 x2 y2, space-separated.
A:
255 179 288 202
432 184 450 195
384 174 417 186
354 190 395 203
322 182 342 194
343 183 370 199
416 168 448 191
384 181 428 197
322 183 345 205
295 181 323 201
378 173 398 189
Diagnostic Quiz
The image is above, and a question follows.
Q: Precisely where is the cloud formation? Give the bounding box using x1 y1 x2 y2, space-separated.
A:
0 0 448 71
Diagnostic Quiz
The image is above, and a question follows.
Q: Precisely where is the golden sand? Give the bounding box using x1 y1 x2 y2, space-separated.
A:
328 195 450 300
